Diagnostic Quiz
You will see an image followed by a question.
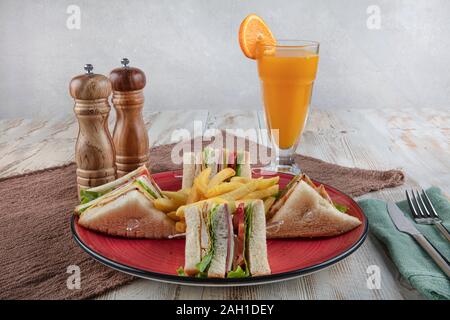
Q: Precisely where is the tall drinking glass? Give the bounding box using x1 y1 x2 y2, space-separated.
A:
256 40 319 174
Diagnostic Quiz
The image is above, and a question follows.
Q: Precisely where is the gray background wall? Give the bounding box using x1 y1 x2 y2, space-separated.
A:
0 0 449 118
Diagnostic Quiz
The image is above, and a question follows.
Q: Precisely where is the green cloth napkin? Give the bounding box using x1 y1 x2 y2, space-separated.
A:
358 187 450 300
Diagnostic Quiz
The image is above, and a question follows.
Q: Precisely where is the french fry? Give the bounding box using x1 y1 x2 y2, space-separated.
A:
205 182 243 198
154 198 179 212
180 188 191 195
175 221 186 233
167 211 181 222
230 176 253 183
186 184 200 204
243 184 279 200
220 180 259 201
176 197 227 218
263 196 277 216
175 206 185 218
255 176 279 190
208 168 236 189
162 191 188 205
231 176 276 185
195 167 211 196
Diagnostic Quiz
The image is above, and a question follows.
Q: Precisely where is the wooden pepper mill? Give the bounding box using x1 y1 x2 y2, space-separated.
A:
110 58 149 177
70 64 116 197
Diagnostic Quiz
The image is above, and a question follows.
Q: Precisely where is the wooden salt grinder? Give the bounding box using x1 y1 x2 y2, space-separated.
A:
110 58 149 177
70 64 116 196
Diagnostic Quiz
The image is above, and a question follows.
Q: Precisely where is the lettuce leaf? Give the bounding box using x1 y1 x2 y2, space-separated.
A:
176 266 186 276
203 147 215 169
244 204 253 247
196 271 208 278
236 164 241 177
236 152 243 176
135 179 158 199
203 149 209 168
276 173 301 200
195 204 219 273
334 202 349 213
79 189 104 204
241 203 252 277
227 265 248 278
196 251 214 273
274 190 282 200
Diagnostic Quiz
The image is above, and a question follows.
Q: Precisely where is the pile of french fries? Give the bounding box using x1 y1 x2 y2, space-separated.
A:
153 168 280 233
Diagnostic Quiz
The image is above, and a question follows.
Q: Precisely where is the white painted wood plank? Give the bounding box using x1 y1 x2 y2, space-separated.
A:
97 280 171 300
0 110 208 178
144 110 208 147
204 109 262 143
0 115 77 177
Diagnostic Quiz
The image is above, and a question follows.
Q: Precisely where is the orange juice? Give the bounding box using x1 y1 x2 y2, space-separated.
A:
257 49 319 149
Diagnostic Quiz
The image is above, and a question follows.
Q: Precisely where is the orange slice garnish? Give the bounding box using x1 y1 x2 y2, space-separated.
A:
239 14 276 59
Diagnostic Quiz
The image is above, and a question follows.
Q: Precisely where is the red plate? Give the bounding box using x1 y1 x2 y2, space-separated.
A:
72 169 368 286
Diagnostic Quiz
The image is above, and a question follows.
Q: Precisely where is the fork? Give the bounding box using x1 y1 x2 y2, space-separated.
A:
406 189 450 242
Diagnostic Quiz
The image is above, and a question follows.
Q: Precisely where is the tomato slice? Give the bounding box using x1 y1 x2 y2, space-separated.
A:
233 203 244 230
238 221 245 242
232 203 246 269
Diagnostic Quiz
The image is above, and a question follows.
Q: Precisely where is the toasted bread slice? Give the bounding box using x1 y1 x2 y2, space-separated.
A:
86 165 150 194
182 152 196 190
184 205 202 275
247 200 271 276
237 151 252 179
207 205 231 278
267 181 361 238
78 190 176 239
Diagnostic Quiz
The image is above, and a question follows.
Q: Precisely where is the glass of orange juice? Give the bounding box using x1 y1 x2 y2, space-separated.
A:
256 40 319 174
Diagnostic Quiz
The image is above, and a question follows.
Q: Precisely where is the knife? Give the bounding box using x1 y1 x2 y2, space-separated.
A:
387 201 450 278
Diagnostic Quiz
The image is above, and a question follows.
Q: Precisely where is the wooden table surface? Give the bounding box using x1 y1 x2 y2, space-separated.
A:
1 107 449 300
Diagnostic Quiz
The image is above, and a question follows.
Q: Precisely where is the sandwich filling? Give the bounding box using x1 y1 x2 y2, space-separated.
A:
270 173 348 217
227 203 253 278
195 203 234 277
181 200 270 278
201 148 217 171
75 175 163 215
235 151 244 177
196 148 247 178
79 166 152 204
195 204 219 276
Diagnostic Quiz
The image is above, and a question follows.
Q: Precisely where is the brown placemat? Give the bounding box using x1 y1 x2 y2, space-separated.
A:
0 139 404 300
